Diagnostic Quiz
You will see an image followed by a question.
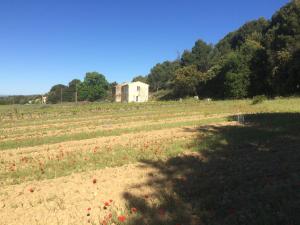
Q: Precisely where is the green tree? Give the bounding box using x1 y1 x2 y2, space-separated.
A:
63 79 82 102
223 52 250 99
263 0 300 95
48 84 68 104
173 65 203 97
181 39 213 72
132 75 148 83
147 61 181 91
78 72 109 101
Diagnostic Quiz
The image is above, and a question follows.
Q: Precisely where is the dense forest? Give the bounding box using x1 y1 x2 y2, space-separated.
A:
136 0 300 99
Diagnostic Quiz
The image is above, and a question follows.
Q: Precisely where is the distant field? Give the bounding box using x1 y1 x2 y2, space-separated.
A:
0 98 299 225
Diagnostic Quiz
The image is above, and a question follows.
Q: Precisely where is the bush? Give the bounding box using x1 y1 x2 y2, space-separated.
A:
252 95 267 104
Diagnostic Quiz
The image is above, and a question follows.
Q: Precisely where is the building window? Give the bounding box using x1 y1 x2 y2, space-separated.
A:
136 96 139 102
137 86 140 92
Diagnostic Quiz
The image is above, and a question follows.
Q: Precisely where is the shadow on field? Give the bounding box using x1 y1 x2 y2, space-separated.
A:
123 113 300 225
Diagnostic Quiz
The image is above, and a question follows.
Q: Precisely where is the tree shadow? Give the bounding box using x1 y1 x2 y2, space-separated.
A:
123 113 300 225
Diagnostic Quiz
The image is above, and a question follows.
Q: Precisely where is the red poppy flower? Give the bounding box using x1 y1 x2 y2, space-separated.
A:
104 202 110 206
118 215 126 222
29 188 34 193
109 199 113 203
87 207 91 211
131 207 138 213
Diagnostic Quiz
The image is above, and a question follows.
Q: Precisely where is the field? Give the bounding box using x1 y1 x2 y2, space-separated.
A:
0 99 299 225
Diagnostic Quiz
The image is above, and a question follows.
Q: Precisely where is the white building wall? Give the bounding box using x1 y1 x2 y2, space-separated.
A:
128 82 149 102
118 81 149 103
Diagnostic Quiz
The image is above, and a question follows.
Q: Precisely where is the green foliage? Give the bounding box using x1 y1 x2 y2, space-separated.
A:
262 0 300 96
47 72 109 103
252 95 267 105
48 84 68 104
78 72 109 101
132 75 148 83
148 1 300 99
147 60 181 91
225 72 249 99
181 39 213 72
173 65 203 97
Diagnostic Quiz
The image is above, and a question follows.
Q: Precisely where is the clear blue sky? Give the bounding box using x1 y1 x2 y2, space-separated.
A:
0 0 290 95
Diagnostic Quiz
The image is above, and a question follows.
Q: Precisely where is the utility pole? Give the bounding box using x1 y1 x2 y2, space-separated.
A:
60 88 63 104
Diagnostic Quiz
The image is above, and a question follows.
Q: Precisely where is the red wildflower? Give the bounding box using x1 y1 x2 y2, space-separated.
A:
108 213 112 218
29 188 34 193
87 207 91 211
118 215 126 222
131 207 138 213
104 202 110 206
93 178 97 184
109 199 113 203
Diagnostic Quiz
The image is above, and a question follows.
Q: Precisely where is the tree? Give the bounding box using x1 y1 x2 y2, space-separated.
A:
68 79 81 91
262 0 300 95
132 75 148 83
78 72 109 101
147 61 181 91
224 72 250 99
223 52 250 99
181 39 213 72
64 79 82 102
48 84 68 104
173 65 204 97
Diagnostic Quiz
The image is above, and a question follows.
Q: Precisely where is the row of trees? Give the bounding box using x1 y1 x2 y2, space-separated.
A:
135 0 300 99
48 72 114 103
